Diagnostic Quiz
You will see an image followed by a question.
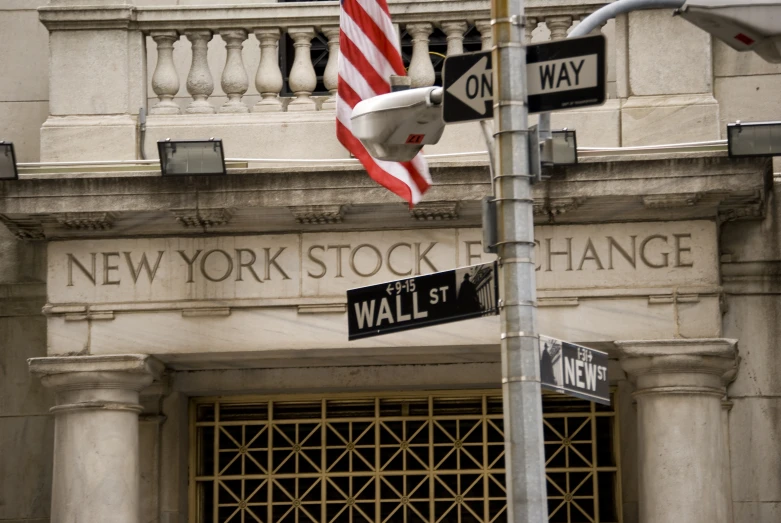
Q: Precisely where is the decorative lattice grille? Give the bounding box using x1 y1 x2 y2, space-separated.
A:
191 391 620 523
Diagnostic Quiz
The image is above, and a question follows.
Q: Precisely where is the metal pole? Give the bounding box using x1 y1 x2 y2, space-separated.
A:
491 0 548 520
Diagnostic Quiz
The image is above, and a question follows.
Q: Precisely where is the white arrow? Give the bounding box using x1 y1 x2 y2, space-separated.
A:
447 56 492 115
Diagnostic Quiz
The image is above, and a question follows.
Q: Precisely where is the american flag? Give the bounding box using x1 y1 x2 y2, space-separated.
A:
336 0 432 206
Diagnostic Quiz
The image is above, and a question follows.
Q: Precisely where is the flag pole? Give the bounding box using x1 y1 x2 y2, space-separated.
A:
491 0 549 519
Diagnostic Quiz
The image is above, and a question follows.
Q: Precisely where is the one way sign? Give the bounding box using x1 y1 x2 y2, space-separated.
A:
442 34 606 123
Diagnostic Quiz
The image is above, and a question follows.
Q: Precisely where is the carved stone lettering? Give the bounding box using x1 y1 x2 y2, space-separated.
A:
48 223 718 305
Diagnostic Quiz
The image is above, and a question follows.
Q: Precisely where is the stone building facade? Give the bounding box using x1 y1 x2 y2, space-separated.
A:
1 1 781 523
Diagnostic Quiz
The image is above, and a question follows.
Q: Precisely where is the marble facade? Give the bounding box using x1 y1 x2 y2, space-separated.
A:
2 1 781 523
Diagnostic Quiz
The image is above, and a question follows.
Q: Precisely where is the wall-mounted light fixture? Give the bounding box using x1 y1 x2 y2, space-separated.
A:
157 138 226 176
727 121 781 157
0 141 18 180
542 129 578 166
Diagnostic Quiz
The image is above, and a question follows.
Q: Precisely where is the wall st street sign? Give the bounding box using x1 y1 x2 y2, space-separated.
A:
442 34 607 123
539 335 610 405
347 262 498 340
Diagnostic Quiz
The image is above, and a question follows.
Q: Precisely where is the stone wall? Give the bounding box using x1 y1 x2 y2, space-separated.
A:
0 229 51 522
0 3 49 163
722 190 781 522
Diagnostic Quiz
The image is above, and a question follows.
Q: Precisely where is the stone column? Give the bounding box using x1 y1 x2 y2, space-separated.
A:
616 339 738 523
28 354 163 523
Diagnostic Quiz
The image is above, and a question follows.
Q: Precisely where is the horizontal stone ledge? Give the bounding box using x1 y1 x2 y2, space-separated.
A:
721 260 781 279
44 297 350 315
40 287 723 316
28 354 165 378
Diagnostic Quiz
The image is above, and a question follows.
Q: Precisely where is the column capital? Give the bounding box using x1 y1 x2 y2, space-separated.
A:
616 338 738 395
28 354 164 393
30 354 160 522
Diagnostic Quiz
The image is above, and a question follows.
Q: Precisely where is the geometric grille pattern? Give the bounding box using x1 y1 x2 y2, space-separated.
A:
191 391 620 523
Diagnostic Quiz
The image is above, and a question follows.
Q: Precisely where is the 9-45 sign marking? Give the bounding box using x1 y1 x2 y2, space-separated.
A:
347 262 498 340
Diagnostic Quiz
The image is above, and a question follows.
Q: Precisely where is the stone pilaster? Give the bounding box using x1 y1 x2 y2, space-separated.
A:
615 10 720 146
28 354 163 523
616 339 738 523
38 1 147 161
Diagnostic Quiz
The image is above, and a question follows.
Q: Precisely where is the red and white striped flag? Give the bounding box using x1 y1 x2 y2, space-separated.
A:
336 0 432 206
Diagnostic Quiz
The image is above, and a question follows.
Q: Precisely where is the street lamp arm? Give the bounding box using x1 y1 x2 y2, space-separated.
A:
539 0 685 139
569 0 686 38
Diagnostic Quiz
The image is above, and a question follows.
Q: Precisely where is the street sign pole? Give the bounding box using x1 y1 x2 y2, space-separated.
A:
491 0 549 520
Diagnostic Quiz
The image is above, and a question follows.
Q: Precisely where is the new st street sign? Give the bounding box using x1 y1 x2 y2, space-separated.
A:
539 335 610 405
442 34 607 123
347 262 498 340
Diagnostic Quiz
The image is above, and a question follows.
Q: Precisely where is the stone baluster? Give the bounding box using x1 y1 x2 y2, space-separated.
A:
287 27 317 111
617 339 739 523
29 355 164 523
406 23 435 88
253 28 283 112
545 15 573 40
475 20 492 51
525 17 538 44
185 30 215 114
441 21 468 56
219 29 249 113
321 25 340 110
149 31 181 115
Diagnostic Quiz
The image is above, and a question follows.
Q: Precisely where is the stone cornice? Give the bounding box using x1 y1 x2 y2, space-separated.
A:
289 205 345 224
38 5 136 31
0 153 769 239
56 211 117 231
410 201 459 221
36 1 609 33
721 260 781 294
172 208 233 228
0 215 45 240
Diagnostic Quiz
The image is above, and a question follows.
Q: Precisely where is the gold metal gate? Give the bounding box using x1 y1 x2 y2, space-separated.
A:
191 391 621 523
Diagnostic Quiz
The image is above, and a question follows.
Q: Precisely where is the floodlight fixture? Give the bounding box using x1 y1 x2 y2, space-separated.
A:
0 141 18 180
350 87 445 162
158 138 226 176
727 121 781 157
542 129 578 166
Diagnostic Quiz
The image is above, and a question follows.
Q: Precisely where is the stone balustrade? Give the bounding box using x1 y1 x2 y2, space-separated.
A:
133 0 610 115
35 0 612 162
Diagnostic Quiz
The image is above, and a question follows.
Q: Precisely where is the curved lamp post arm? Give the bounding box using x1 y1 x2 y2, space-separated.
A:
538 0 686 139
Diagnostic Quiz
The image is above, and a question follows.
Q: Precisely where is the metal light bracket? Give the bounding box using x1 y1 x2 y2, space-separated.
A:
528 124 542 184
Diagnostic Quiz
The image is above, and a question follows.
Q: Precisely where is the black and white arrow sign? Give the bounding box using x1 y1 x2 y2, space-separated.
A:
442 51 493 124
442 35 606 123
444 53 493 121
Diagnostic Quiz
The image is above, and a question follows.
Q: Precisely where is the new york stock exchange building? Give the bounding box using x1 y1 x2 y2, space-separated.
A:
2 1 781 523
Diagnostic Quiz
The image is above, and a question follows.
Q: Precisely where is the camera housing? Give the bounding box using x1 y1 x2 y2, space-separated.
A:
350 87 446 162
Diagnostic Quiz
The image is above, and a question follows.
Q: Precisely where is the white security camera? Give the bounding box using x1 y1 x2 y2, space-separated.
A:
350 87 446 162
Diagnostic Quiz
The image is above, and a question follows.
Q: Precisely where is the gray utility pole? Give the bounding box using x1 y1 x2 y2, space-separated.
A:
491 0 549 520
